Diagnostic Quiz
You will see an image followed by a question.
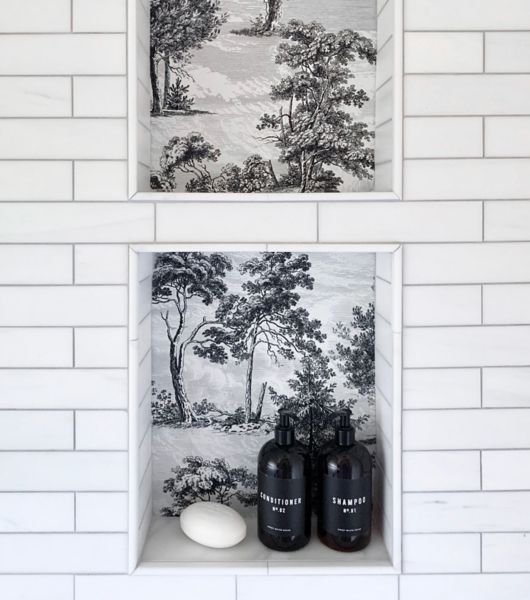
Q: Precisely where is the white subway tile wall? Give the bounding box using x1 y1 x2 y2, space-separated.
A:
0 0 527 597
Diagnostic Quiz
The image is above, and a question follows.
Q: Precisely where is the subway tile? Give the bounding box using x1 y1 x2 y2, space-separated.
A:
0 34 126 75
74 161 128 201
0 245 72 284
75 575 236 600
403 409 530 450
483 284 530 324
319 202 482 242
405 75 530 116
0 0 71 32
0 411 73 450
485 117 530 157
404 117 483 159
405 0 530 30
377 0 393 50
404 326 530 368
157 203 317 243
0 203 154 243
483 367 530 408
0 119 126 160
73 77 126 117
73 0 127 32
75 411 128 451
485 32 530 73
375 120 393 164
403 368 481 409
238 576 398 600
0 452 128 491
482 450 530 490
0 575 73 600
404 159 530 200
483 534 530 573
404 285 482 326
0 77 71 117
404 243 530 284
75 327 127 367
75 493 128 532
376 37 394 88
0 286 127 326
403 451 481 491
0 533 127 573
405 33 483 73
0 162 72 201
403 533 481 573
0 328 72 367
74 245 128 284
401 574 530 600
0 493 73 532
375 79 394 127
403 492 530 532
0 369 127 409
485 201 530 241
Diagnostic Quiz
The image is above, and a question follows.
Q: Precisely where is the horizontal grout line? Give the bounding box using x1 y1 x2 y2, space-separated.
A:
405 113 530 118
404 282 530 287
0 408 128 412
403 406 530 412
405 71 530 76
0 31 126 35
0 490 126 494
403 448 530 454
405 29 530 33
404 364 530 370
0 449 127 453
404 323 530 329
0 283 127 288
405 156 530 161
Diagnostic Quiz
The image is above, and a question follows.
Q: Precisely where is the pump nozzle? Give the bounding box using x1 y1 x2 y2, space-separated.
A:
333 408 355 446
275 408 297 446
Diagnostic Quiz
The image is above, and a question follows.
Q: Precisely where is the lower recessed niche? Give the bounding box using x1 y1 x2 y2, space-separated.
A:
128 244 402 575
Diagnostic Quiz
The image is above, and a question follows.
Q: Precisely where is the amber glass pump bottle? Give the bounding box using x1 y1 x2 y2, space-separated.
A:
317 409 372 552
257 409 311 551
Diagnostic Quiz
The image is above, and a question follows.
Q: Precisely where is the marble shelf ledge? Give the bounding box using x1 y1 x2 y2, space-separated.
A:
135 516 397 576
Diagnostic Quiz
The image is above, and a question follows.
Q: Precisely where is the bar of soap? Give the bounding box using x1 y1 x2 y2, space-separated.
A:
180 502 247 549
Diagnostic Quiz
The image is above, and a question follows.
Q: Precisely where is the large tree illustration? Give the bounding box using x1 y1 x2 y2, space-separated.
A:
203 253 325 423
332 303 375 399
258 20 377 192
152 252 232 423
269 351 337 455
150 0 227 114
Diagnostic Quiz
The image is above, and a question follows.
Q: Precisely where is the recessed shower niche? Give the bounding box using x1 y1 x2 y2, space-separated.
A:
128 244 402 574
128 0 403 199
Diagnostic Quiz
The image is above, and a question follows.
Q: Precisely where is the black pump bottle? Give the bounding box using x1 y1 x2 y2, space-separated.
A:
317 409 372 552
257 409 311 551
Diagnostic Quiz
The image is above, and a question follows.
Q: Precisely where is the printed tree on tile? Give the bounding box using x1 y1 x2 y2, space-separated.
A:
257 20 376 192
150 0 228 114
332 303 375 400
162 456 257 515
200 252 325 423
152 252 232 423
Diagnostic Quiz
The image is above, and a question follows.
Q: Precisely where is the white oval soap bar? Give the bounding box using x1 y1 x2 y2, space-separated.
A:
180 502 247 549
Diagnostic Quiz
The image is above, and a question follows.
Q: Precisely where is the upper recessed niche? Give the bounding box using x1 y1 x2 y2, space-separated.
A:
129 0 402 199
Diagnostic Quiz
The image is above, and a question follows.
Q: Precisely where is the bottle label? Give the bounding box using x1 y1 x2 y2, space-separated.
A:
322 475 372 536
258 473 306 536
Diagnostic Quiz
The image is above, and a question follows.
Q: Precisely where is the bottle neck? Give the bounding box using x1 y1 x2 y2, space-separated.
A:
275 428 294 446
336 428 355 447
